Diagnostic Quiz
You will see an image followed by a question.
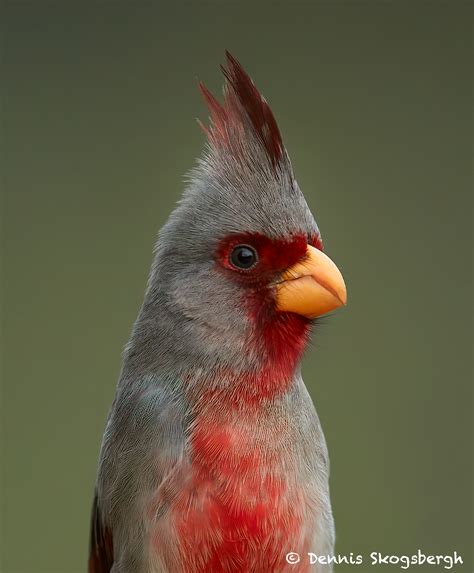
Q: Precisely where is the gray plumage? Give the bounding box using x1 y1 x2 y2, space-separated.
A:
90 53 336 573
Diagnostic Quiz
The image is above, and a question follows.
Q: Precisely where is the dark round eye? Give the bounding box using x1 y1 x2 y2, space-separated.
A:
230 245 258 270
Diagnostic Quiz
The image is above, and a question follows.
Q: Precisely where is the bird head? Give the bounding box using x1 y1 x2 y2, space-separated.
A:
133 52 346 398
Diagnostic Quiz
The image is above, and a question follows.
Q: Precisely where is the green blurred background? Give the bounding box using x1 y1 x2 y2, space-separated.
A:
2 1 472 572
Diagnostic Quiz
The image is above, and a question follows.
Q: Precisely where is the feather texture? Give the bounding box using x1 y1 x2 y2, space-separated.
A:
199 51 285 168
88 492 114 573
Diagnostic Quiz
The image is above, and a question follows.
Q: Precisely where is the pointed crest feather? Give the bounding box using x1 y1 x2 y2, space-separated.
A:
199 51 285 168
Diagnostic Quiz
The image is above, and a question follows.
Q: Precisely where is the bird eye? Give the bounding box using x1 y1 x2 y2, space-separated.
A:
230 245 258 270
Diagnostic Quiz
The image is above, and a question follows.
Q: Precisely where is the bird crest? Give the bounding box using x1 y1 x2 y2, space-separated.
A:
199 51 287 170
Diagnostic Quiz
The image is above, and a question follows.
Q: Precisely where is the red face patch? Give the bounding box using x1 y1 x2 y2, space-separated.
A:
214 231 323 399
216 232 310 285
309 232 324 252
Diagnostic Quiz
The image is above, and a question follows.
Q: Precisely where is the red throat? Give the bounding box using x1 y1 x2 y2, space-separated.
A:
214 232 321 404
258 308 310 386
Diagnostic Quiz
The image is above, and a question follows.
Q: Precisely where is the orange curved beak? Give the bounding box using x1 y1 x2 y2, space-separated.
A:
274 245 347 319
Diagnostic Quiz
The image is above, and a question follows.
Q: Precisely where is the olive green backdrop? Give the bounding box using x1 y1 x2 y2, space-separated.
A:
2 1 472 572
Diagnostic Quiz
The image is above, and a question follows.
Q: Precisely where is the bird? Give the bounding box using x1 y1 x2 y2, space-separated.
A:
89 51 347 573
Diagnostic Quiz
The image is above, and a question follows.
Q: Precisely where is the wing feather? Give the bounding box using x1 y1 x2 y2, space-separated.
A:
88 491 114 573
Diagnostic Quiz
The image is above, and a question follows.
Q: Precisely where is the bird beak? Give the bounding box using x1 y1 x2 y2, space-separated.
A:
274 245 347 319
